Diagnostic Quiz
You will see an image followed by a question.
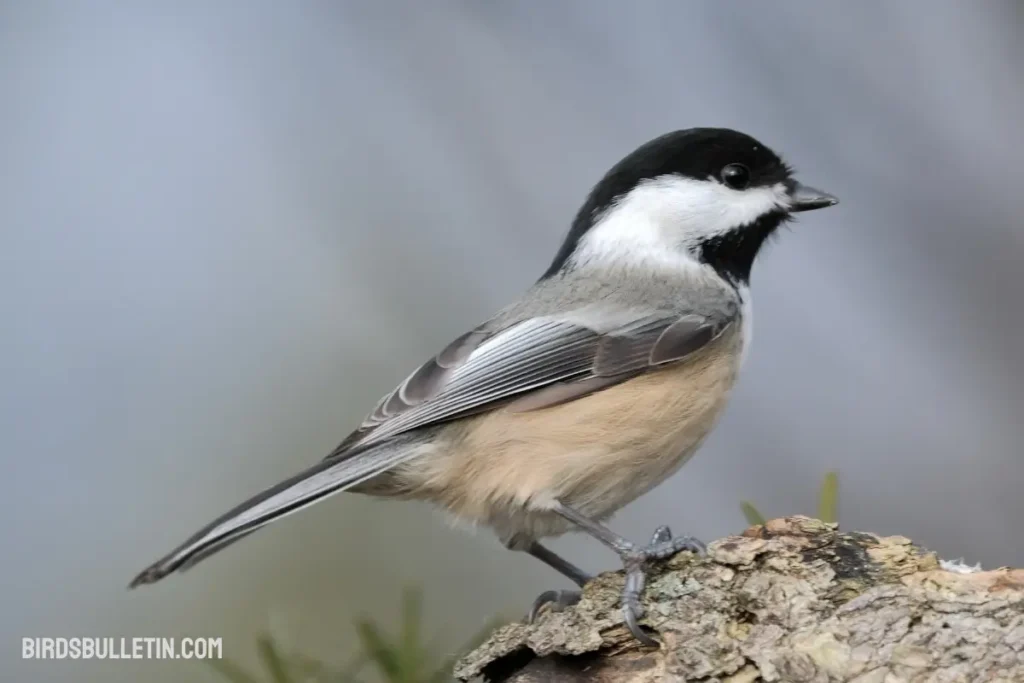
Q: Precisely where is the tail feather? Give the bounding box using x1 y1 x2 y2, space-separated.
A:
128 441 417 588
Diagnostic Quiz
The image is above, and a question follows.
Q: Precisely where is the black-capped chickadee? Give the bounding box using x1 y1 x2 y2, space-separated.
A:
130 128 837 645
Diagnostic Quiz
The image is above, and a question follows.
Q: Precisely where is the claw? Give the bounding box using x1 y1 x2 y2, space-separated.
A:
616 526 706 646
623 601 659 647
528 589 581 623
622 555 659 646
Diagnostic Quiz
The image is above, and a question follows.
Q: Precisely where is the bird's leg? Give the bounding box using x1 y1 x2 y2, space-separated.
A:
524 542 590 622
525 541 592 587
552 501 705 646
506 535 592 622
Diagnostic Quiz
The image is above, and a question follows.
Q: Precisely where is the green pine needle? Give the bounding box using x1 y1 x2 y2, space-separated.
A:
354 619 403 680
207 658 263 683
740 471 840 527
817 471 839 524
208 587 497 683
740 501 767 526
399 587 424 676
255 636 291 683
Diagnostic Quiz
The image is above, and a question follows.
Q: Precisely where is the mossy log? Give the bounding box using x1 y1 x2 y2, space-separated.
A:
456 517 1023 683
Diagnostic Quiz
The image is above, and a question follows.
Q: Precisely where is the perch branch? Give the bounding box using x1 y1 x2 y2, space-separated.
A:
456 516 1023 682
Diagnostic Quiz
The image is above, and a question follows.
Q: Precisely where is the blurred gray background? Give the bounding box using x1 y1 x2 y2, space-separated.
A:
2 1 1022 681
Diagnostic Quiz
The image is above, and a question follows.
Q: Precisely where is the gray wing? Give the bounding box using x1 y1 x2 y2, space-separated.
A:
128 303 736 585
329 304 737 456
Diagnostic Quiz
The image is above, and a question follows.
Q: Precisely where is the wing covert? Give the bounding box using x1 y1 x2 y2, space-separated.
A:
329 306 736 456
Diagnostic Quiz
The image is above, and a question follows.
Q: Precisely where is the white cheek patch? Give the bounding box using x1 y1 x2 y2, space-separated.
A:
574 175 788 269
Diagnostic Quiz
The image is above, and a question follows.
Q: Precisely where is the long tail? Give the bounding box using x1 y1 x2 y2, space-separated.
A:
128 440 416 588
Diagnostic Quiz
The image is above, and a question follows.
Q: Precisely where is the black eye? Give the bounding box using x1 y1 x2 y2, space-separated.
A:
720 163 751 190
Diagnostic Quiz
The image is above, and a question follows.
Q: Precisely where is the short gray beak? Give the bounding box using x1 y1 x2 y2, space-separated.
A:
787 181 839 212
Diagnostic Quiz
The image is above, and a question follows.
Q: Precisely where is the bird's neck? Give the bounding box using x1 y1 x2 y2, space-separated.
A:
696 210 787 285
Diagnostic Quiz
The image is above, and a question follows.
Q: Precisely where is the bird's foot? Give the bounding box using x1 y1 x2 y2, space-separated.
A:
640 524 706 558
548 501 706 646
618 525 706 646
527 589 582 623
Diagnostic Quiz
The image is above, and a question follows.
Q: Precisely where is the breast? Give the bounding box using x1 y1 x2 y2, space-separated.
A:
737 285 754 369
407 325 745 538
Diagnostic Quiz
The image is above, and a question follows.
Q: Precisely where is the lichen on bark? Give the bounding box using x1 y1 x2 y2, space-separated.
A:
456 517 1024 682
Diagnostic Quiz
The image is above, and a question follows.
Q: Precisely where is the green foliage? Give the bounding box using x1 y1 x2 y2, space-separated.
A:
817 471 839 524
209 587 500 683
739 501 767 527
741 470 839 526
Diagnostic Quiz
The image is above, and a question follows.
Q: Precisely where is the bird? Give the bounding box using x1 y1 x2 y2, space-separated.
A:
129 127 838 645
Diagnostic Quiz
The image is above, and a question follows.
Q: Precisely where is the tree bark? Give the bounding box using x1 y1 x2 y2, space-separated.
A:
455 517 1023 683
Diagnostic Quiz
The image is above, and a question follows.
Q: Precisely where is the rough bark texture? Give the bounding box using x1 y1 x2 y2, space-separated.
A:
456 517 1024 683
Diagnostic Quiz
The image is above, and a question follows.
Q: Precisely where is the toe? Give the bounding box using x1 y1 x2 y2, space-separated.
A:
649 525 673 545
678 535 706 555
528 590 561 623
528 589 581 623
